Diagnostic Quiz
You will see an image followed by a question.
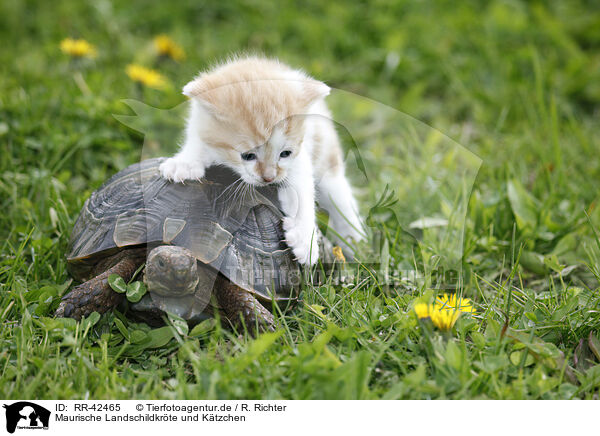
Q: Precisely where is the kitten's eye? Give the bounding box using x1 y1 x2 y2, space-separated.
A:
241 152 256 161
279 150 292 158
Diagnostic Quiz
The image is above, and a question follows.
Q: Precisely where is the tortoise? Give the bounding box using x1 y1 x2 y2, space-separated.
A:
55 157 331 330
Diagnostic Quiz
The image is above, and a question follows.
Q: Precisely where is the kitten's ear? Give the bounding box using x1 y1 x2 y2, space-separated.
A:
182 78 203 98
182 78 224 119
302 80 330 107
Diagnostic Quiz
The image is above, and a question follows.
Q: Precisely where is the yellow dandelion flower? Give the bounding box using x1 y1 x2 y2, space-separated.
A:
332 246 346 263
414 303 432 320
60 38 97 58
430 308 460 331
414 294 475 331
435 293 475 314
153 34 185 61
126 64 169 90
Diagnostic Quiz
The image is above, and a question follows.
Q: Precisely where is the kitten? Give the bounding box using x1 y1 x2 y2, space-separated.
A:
160 56 363 264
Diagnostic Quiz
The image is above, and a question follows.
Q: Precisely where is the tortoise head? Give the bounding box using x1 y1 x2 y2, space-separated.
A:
145 245 199 297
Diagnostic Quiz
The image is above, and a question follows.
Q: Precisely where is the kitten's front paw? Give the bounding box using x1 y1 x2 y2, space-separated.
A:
283 217 319 265
159 158 205 183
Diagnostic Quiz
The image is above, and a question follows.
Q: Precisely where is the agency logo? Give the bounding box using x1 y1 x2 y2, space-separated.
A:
2 402 50 434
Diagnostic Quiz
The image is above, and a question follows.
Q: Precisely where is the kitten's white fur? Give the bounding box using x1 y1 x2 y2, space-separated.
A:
160 56 363 264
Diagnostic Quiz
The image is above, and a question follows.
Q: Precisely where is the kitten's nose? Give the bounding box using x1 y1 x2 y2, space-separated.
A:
262 175 275 183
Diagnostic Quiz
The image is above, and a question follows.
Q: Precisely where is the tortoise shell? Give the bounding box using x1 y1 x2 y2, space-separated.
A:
67 158 300 301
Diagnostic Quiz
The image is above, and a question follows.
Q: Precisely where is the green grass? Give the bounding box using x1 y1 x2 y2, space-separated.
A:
1 0 600 399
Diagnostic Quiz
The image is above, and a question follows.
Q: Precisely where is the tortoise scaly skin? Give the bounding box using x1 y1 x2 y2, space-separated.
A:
55 249 145 320
214 275 275 332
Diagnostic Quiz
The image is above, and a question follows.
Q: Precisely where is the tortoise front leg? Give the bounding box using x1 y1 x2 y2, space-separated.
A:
215 275 275 333
55 254 143 320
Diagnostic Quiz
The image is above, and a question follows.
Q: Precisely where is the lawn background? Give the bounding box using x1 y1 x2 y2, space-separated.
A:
1 0 600 399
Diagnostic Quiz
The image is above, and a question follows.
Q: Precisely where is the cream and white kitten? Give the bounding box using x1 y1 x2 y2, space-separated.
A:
160 56 363 264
